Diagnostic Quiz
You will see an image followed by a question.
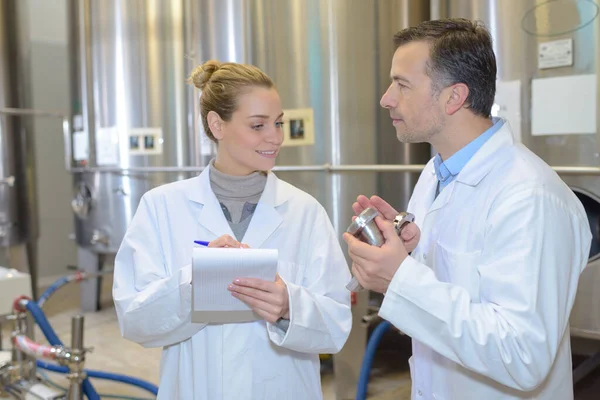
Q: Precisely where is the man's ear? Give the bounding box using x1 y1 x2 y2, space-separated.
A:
443 83 469 115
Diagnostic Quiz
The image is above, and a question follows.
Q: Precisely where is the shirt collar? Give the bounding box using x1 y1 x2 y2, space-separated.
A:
434 117 504 183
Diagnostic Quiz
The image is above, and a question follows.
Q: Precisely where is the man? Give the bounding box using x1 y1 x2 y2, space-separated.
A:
344 18 592 399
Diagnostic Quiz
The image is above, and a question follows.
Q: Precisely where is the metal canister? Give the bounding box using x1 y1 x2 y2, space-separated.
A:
345 207 415 291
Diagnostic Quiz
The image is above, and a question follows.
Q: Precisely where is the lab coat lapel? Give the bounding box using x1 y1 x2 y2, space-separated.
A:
424 121 515 216
415 163 451 218
407 164 437 261
186 168 236 240
414 161 456 260
242 172 285 249
427 180 455 215
455 121 515 187
413 164 438 221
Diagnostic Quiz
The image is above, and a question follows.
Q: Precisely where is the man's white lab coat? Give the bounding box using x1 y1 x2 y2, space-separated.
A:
379 122 592 399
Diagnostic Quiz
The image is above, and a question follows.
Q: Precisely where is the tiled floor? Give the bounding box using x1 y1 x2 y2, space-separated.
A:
2 276 600 399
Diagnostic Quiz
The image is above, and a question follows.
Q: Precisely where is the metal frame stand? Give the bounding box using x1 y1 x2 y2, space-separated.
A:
333 290 369 399
77 247 103 312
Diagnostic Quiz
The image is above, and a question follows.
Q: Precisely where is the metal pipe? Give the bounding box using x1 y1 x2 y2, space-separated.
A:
3 106 600 178
68 379 83 400
71 315 84 351
24 312 36 380
67 315 85 400
77 0 96 168
67 164 329 173
8 312 25 376
330 164 425 172
65 163 600 176
552 166 600 175
62 117 72 172
0 107 65 119
63 164 421 173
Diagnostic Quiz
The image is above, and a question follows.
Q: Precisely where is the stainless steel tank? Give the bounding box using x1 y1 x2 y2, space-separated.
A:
68 0 199 311
434 0 600 383
69 0 196 255
0 0 30 248
0 0 38 297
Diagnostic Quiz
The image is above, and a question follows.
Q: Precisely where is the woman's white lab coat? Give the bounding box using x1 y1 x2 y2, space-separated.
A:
112 168 352 399
379 122 592 399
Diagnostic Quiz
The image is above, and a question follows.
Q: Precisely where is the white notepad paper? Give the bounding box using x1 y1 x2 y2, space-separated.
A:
191 247 279 323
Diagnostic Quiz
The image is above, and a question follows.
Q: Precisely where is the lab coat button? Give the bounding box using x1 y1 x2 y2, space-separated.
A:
418 389 423 396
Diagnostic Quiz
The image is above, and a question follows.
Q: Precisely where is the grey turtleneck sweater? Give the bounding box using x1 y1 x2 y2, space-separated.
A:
209 159 267 241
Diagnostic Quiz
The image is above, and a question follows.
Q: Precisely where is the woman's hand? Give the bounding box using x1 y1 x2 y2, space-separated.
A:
228 274 289 323
192 235 248 284
207 234 250 248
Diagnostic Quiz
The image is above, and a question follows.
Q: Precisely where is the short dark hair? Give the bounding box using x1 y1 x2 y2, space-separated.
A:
393 18 496 118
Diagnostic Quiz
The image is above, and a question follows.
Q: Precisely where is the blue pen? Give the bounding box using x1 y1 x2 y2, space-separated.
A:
194 240 210 246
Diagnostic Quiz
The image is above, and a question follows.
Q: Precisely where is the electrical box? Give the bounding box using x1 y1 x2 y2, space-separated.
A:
281 108 315 147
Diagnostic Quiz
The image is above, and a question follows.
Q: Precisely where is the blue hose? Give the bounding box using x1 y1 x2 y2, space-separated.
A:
37 276 71 306
24 300 62 345
24 300 100 400
37 361 159 396
22 277 159 398
356 320 392 400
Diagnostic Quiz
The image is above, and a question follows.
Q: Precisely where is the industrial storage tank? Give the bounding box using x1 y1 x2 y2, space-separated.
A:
433 0 600 384
69 0 197 253
0 0 39 297
68 0 201 311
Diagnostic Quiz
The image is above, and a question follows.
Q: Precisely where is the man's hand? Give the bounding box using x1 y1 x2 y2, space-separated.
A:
352 195 420 253
228 274 289 323
343 216 409 293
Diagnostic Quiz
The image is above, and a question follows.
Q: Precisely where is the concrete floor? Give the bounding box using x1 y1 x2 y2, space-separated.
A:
1 276 600 399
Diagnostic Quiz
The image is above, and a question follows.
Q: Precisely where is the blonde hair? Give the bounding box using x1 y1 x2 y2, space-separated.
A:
188 60 274 143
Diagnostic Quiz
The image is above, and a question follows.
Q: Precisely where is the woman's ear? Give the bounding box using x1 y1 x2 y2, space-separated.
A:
207 111 224 140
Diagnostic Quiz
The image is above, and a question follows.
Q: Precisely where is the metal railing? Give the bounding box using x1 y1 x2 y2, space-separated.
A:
3 107 600 177
64 164 600 176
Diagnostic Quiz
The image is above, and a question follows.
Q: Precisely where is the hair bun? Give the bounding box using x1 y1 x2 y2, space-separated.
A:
189 60 222 90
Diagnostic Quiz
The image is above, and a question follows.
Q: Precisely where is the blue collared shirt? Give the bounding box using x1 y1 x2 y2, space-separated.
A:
434 117 504 194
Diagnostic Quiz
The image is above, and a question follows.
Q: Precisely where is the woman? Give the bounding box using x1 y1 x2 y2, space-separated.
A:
112 60 352 399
